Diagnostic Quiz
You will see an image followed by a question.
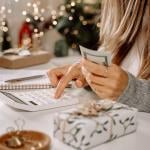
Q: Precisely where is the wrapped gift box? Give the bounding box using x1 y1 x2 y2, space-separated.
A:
0 50 52 69
54 100 137 150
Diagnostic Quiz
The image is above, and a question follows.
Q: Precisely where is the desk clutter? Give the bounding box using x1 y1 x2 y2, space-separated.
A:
0 119 51 150
54 100 137 150
0 70 137 149
0 48 51 69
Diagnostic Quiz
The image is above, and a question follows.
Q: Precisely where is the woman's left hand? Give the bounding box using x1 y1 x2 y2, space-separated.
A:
81 59 129 100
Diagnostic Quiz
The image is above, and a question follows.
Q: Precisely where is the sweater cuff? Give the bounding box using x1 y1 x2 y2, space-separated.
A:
117 73 137 105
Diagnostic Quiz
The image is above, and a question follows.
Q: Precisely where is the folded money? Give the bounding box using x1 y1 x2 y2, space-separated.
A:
79 46 111 66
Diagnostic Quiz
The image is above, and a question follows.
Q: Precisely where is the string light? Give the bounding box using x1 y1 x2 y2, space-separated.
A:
3 26 8 32
1 6 6 11
1 21 6 26
71 2 76 7
34 28 38 33
7 9 12 14
26 18 31 22
69 16 73 21
40 8 45 13
34 15 39 20
53 20 57 25
14 0 19 3
60 5 65 11
59 11 64 16
22 10 27 16
27 2 31 7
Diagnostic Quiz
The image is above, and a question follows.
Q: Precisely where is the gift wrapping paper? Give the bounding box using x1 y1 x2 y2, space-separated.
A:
54 101 137 150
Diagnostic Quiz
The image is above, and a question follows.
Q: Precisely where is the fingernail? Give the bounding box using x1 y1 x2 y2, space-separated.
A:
54 94 59 99
76 80 83 87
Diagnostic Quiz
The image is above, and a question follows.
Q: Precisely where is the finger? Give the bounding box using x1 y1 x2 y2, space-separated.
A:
75 76 87 88
55 73 73 99
82 59 109 77
47 69 63 87
87 74 115 89
90 83 117 99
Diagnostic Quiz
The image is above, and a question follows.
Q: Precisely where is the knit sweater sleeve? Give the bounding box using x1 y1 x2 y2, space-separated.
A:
117 73 150 112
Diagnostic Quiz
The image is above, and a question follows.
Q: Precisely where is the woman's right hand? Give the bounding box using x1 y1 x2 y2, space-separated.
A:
47 63 86 98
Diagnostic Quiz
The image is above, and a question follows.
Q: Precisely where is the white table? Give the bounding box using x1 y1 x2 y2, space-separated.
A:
0 56 150 150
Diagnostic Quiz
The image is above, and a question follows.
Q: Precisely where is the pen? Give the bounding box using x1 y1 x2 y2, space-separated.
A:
5 75 45 83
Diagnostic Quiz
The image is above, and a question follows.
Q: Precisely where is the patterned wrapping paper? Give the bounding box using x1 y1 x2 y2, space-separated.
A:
54 100 137 150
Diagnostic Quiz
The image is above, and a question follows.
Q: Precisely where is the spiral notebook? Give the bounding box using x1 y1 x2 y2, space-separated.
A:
0 70 52 90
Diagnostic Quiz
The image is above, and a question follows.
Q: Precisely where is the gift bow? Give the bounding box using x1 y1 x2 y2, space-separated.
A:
73 101 113 117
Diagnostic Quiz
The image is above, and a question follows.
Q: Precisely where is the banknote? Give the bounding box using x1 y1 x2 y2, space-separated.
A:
79 46 111 66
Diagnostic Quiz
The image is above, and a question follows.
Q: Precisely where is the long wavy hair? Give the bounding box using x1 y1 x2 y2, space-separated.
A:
100 0 150 79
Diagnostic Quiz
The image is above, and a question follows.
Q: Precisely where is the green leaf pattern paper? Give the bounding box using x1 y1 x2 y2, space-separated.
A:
54 101 137 150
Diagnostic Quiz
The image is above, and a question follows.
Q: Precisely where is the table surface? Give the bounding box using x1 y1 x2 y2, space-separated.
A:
0 56 150 150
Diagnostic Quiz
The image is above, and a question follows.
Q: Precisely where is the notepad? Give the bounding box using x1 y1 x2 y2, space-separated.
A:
0 70 52 90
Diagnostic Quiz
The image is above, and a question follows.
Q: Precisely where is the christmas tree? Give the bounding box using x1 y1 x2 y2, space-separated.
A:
44 0 101 56
0 20 12 52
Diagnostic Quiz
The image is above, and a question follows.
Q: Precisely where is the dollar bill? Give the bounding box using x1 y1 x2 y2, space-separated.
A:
79 46 111 66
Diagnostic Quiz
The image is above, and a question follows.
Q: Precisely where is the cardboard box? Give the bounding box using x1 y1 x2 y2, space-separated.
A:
0 50 52 69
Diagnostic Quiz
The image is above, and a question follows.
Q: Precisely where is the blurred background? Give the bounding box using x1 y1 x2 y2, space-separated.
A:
0 0 101 57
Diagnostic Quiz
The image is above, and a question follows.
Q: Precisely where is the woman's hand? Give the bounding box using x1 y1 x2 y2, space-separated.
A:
47 63 86 99
81 59 129 100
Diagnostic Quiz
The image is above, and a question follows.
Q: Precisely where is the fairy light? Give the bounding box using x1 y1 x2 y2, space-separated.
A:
34 15 39 20
82 21 87 25
69 16 73 21
53 20 57 25
27 2 31 7
3 26 8 32
71 2 76 7
60 5 65 11
39 31 44 36
97 22 101 28
33 3 37 8
34 28 38 33
1 21 6 26
79 16 84 21
26 18 31 22
59 11 64 16
1 6 6 11
40 8 45 13
14 0 19 3
7 9 12 14
22 10 27 16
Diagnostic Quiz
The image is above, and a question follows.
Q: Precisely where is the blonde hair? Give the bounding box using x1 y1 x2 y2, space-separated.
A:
100 0 150 79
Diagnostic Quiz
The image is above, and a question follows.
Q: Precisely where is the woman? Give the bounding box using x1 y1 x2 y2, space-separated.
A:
48 0 150 112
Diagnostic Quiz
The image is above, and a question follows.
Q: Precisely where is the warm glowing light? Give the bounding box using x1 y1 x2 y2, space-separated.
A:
22 11 27 16
26 18 31 22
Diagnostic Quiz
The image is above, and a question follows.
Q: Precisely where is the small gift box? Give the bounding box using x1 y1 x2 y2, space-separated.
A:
54 100 137 150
